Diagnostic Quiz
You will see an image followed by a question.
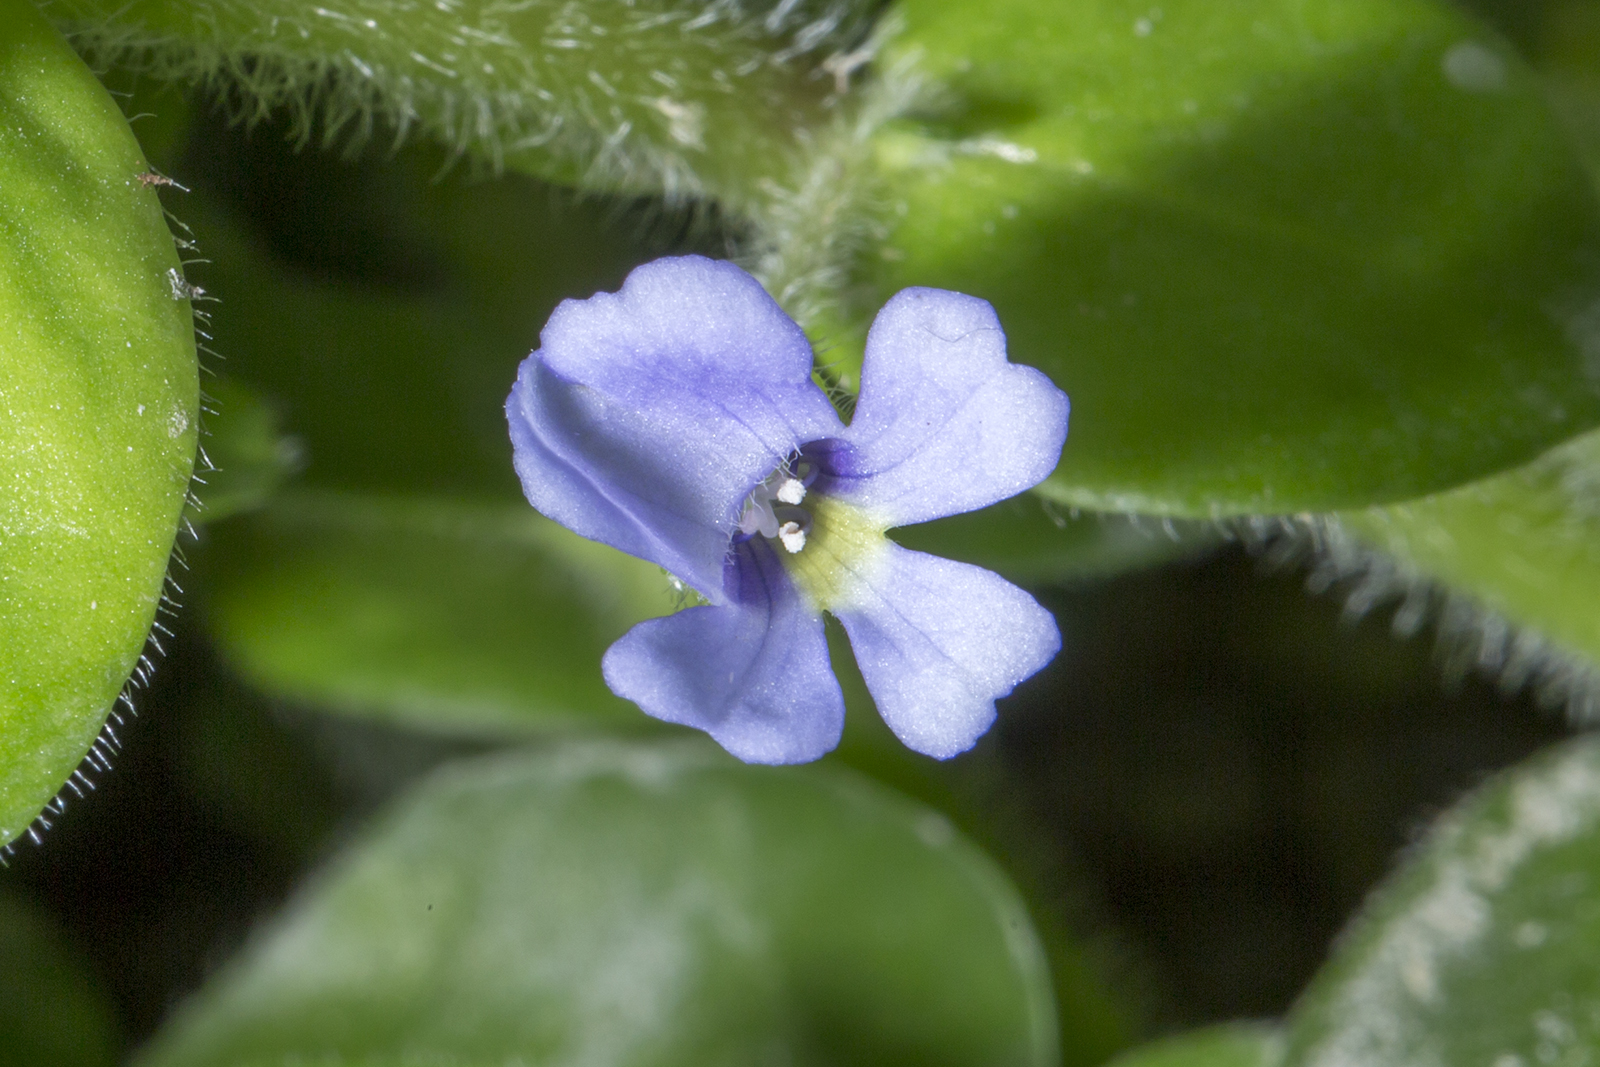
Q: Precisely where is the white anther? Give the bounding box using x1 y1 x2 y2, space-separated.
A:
775 477 807 505
778 521 807 554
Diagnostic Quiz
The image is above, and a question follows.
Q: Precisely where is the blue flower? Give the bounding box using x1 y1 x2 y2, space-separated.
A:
506 256 1069 764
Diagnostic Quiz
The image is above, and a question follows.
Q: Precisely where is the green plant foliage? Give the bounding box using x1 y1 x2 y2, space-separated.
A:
42 0 867 205
0 0 197 845
867 0 1600 516
200 491 678 733
0 889 120 1067
895 496 1220 585
1338 429 1600 695
1476 0 1600 180
1106 1024 1283 1067
136 741 1060 1067
188 377 301 524
172 122 1202 734
1282 733 1600 1067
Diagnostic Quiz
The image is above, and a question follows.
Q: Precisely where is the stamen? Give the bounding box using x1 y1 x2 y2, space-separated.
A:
778 521 807 554
775 477 807 505
738 456 817 552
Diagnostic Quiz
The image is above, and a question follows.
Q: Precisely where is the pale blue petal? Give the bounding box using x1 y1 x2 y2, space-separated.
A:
507 256 842 598
834 545 1060 759
602 540 845 764
823 288 1069 528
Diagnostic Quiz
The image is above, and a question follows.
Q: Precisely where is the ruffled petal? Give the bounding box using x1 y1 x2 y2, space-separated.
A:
601 539 845 764
507 256 842 598
822 288 1069 528
833 544 1060 759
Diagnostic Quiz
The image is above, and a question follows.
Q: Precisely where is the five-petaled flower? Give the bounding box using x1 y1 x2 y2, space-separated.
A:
506 256 1069 764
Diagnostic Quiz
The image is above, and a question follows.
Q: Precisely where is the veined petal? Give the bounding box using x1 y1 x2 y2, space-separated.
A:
824 288 1068 528
602 539 845 764
833 544 1060 759
507 256 842 598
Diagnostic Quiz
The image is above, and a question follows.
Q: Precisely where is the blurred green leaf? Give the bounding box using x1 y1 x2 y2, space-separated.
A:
1490 0 1600 183
189 377 301 524
1107 1024 1282 1067
896 496 1220 586
1338 429 1600 685
137 740 1060 1067
0 0 197 844
171 665 345 858
1283 733 1600 1067
0 889 120 1067
43 0 865 205
200 491 678 734
822 623 1143 1067
174 139 642 499
867 0 1600 516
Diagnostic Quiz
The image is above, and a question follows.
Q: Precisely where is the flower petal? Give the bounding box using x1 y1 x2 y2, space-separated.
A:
507 256 842 598
601 539 845 764
833 544 1060 759
823 288 1069 528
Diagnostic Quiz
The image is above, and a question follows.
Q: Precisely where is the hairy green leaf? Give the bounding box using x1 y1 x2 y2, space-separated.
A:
44 0 869 205
1334 429 1600 706
1284 734 1600 1067
138 741 1059 1067
0 0 197 845
865 0 1600 516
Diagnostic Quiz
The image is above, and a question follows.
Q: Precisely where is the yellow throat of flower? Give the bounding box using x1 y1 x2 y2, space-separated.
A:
777 494 887 612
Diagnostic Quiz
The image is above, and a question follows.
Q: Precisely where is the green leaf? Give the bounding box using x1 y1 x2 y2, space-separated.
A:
1336 428 1600 690
44 0 864 205
1107 1024 1282 1067
189 377 301 524
1478 0 1600 184
172 138 643 499
137 741 1059 1067
0 0 197 844
1282 734 1600 1067
895 496 1220 585
866 0 1600 516
0 889 120 1067
200 492 678 734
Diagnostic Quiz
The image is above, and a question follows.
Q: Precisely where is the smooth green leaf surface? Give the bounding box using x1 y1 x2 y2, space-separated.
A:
0 0 197 844
0 889 119 1067
1107 1024 1282 1067
44 0 861 205
869 0 1600 516
1339 429 1600 678
138 741 1059 1067
201 492 678 734
1283 733 1600 1067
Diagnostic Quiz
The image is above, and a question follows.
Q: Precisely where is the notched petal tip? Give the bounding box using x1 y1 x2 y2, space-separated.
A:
539 255 820 393
828 285 1070 528
833 546 1061 759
